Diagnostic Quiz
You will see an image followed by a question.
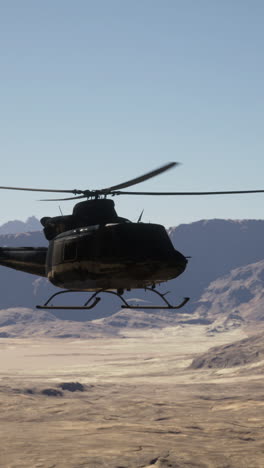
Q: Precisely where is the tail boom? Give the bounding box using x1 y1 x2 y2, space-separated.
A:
0 247 47 277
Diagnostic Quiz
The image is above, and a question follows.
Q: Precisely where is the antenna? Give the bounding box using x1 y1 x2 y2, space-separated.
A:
59 206 63 216
137 209 144 223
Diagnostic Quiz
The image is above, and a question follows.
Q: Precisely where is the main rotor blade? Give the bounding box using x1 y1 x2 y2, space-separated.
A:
39 195 86 201
100 162 179 193
0 186 82 194
112 189 264 196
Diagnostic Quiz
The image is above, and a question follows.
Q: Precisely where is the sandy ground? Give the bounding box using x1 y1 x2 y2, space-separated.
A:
0 325 264 468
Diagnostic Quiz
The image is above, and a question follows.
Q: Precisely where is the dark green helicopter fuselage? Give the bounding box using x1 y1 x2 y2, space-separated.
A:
0 200 187 291
46 222 187 290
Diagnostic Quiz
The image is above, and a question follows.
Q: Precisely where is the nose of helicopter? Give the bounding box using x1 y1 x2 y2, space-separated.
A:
161 248 188 279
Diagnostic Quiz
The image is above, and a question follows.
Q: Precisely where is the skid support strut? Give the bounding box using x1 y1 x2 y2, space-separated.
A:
36 288 189 311
120 287 190 310
36 289 101 310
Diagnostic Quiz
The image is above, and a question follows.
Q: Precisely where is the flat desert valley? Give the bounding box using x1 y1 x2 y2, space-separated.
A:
1 325 264 468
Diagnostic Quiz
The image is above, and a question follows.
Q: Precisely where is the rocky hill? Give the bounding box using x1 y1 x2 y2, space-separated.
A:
93 307 204 329
191 259 264 334
190 332 264 369
0 308 120 339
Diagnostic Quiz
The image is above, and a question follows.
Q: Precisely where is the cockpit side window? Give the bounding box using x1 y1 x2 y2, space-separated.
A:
64 241 77 261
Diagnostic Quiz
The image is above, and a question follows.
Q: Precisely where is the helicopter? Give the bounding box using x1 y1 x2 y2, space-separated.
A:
0 162 263 311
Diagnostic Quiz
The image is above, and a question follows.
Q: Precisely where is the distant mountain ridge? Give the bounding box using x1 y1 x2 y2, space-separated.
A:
0 216 41 235
195 259 264 323
168 219 264 309
182 259 264 337
0 218 263 323
0 308 120 339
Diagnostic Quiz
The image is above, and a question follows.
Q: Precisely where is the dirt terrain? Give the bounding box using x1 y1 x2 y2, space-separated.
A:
0 326 264 468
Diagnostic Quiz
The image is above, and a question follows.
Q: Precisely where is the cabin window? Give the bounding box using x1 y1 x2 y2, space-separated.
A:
64 241 77 261
52 241 64 265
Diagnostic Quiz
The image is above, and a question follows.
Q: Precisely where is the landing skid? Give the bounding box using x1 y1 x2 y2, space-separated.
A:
36 287 190 311
36 290 101 310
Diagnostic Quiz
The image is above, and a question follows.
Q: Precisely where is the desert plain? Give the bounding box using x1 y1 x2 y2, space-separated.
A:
0 325 264 468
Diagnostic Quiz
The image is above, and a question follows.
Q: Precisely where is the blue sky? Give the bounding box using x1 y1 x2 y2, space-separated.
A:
1 1 264 227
